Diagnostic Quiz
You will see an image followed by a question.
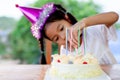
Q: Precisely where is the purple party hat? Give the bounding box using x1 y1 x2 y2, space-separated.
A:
15 4 41 24
16 3 56 39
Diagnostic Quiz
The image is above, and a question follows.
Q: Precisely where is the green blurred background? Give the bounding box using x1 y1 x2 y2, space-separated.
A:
0 0 120 64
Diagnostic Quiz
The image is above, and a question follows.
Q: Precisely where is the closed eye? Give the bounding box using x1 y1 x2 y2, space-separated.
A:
60 25 64 31
53 36 59 42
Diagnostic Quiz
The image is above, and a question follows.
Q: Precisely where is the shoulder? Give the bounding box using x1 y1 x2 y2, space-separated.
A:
86 24 106 36
86 24 117 41
86 24 106 31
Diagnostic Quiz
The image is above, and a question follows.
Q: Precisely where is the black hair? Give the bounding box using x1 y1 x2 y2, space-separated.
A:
39 4 77 64
43 4 77 40
38 38 46 64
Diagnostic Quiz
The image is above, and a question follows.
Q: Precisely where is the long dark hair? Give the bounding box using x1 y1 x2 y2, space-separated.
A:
43 4 77 40
39 4 77 64
39 38 46 64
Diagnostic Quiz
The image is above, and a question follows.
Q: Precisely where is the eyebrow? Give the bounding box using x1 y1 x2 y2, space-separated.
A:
51 24 61 41
57 24 61 31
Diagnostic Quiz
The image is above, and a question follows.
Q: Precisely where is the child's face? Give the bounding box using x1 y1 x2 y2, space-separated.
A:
45 19 72 46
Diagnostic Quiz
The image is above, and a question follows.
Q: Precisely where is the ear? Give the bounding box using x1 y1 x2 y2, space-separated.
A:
65 14 71 23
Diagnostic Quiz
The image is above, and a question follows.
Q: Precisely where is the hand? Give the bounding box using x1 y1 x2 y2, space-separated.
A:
67 20 86 51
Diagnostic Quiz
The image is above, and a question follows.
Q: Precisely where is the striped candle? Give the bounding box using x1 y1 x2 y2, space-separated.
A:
70 29 73 53
78 29 81 54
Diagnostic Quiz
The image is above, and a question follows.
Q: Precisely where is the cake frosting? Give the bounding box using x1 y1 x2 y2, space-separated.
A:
44 53 111 80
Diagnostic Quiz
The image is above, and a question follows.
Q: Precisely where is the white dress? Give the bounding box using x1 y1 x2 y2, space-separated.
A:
60 24 117 64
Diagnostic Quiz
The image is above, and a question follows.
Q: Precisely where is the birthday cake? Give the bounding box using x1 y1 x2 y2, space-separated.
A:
44 53 111 80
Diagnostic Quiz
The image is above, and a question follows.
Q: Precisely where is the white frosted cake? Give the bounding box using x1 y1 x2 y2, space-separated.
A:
44 53 111 80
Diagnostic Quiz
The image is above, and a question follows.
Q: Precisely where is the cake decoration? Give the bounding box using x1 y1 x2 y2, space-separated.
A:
57 60 61 63
83 61 88 64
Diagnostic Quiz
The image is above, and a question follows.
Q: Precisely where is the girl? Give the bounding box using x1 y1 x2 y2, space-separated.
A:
16 3 119 64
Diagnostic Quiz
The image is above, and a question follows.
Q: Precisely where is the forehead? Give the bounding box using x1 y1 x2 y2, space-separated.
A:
45 20 59 33
45 19 70 31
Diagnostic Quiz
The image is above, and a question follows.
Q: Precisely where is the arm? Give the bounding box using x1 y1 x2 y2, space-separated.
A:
80 12 119 28
68 12 119 49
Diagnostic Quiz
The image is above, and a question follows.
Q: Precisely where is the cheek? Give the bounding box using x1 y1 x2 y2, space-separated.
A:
45 29 55 39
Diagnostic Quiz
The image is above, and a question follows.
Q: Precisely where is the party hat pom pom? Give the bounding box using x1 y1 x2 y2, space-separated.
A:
15 4 19 7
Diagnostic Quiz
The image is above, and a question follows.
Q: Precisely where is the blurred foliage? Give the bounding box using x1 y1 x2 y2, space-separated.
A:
9 17 40 64
0 42 6 54
0 17 16 55
0 17 16 30
9 0 101 64
115 23 120 29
